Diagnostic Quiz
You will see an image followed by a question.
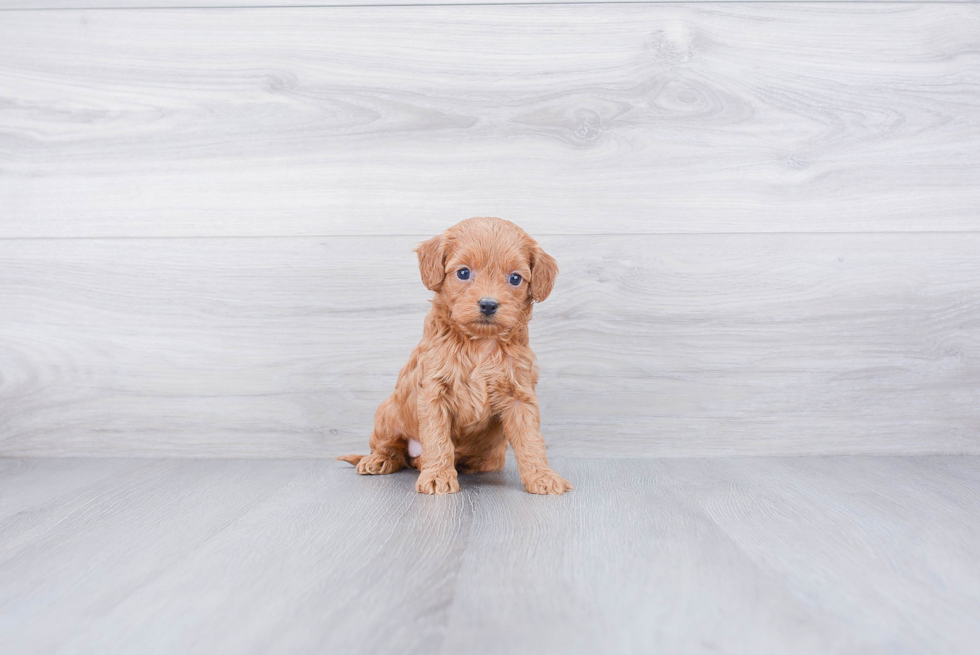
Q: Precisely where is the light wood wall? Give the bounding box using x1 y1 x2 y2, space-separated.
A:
1 3 978 457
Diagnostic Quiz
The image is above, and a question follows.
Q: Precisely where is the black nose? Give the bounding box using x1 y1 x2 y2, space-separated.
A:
479 297 499 316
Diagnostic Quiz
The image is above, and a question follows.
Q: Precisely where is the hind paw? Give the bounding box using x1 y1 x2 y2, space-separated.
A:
355 453 401 475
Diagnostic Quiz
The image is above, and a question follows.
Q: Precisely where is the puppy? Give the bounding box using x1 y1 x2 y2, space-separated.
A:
339 217 572 495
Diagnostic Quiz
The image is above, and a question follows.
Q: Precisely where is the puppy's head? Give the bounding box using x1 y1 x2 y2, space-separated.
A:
416 217 558 339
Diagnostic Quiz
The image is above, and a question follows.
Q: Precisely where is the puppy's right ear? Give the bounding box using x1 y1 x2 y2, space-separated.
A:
415 234 446 291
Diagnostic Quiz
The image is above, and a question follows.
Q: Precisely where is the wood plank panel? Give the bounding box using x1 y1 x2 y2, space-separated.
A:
1 457 979 653
2 0 970 9
1 233 977 457
1 4 978 237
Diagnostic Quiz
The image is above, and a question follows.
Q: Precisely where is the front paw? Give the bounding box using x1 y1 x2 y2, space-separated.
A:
416 467 460 495
523 469 573 495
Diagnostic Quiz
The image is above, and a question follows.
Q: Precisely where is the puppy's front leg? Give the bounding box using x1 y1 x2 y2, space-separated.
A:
501 399 572 495
416 386 460 495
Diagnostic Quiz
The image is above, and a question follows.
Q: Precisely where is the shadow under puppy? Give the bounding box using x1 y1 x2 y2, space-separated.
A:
340 217 572 495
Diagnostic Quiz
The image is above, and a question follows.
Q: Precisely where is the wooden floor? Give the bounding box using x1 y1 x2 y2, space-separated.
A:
2 456 979 654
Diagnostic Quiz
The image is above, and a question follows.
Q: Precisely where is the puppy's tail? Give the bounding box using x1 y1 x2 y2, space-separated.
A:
337 454 364 466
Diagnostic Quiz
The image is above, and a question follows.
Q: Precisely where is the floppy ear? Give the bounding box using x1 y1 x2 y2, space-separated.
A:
415 234 447 291
529 244 558 302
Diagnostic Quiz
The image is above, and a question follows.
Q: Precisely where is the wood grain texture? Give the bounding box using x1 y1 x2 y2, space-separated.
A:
2 233 977 457
2 0 972 9
1 456 979 654
1 4 978 237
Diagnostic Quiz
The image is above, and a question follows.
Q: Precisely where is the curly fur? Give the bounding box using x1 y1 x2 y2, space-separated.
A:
339 217 572 495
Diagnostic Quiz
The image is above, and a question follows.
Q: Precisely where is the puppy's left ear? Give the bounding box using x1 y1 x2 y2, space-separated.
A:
529 244 558 302
415 234 447 291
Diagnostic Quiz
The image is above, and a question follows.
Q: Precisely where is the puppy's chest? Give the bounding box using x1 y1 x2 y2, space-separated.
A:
449 348 515 424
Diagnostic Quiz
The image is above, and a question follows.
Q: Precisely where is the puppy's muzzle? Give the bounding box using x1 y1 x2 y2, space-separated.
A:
478 297 499 316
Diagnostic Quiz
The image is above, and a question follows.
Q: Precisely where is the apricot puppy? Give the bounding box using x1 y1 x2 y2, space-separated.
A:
339 217 572 495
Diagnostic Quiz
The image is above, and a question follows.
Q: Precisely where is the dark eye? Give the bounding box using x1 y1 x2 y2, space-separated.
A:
456 268 470 280
508 273 523 286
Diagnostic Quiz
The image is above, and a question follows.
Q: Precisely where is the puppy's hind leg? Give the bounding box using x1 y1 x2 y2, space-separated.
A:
338 396 407 475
